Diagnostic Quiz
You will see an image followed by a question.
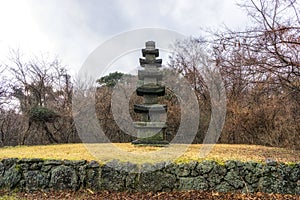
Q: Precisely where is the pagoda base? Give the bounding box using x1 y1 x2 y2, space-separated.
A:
131 139 169 146
132 122 169 146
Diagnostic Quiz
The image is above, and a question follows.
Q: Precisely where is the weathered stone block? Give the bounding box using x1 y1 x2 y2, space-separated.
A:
0 162 5 176
212 163 227 176
44 159 63 166
289 164 300 182
215 181 235 192
258 176 289 194
24 170 49 191
84 168 101 190
245 172 259 184
63 160 86 166
175 163 191 177
207 172 224 189
2 158 18 169
18 158 43 163
242 161 257 173
86 160 100 168
49 165 78 190
101 161 138 191
179 176 208 191
296 180 300 195
196 160 215 174
41 165 53 172
139 171 176 192
0 164 21 189
224 170 244 189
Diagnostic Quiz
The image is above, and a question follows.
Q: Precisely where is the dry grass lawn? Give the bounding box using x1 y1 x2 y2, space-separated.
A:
0 143 299 164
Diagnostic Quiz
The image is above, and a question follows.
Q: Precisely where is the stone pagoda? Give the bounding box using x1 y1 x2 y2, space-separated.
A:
132 41 169 145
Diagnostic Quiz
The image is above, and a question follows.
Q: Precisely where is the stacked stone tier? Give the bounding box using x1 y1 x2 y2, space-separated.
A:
134 104 167 113
138 70 163 81
139 58 162 67
142 48 159 57
136 84 165 96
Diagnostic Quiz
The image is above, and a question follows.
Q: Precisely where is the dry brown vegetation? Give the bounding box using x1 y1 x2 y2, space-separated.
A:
168 0 300 150
1 189 300 200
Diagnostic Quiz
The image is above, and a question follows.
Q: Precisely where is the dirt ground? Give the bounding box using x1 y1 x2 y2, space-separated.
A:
1 190 299 200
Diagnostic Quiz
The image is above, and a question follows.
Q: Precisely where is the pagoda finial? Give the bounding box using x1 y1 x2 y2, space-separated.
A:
145 41 155 50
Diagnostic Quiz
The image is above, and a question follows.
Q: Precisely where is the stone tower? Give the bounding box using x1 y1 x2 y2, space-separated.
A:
132 41 169 145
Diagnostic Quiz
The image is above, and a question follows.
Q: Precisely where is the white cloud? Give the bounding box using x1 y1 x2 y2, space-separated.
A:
114 0 249 35
26 0 103 72
0 0 249 75
0 0 54 62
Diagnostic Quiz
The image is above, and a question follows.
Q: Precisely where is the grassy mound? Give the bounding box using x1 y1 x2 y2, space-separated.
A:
0 143 298 164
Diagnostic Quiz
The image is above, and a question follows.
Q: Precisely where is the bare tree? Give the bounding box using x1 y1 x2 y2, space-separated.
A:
168 0 299 149
209 0 300 149
211 0 300 92
168 38 213 143
0 63 21 146
7 50 78 145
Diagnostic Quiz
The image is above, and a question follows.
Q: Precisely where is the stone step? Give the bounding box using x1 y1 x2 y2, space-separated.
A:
131 139 169 145
133 121 167 129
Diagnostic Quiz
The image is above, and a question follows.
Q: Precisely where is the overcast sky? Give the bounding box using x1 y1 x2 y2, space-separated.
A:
0 0 249 74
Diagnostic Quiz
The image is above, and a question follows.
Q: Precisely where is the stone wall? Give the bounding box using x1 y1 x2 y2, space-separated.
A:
0 158 299 194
